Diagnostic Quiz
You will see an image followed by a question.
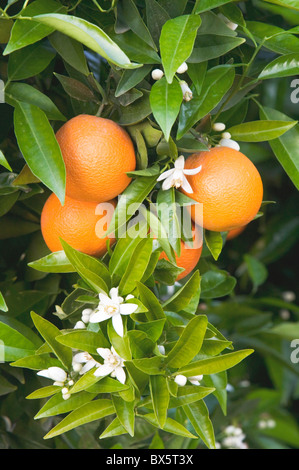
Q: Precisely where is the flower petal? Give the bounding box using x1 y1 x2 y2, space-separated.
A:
89 309 108 323
157 168 174 182
120 302 138 315
80 360 97 375
96 347 111 359
99 293 112 306
162 175 176 190
174 155 185 170
115 366 126 384
94 363 114 377
183 165 202 175
181 175 193 194
47 367 67 382
112 314 124 337
37 369 50 379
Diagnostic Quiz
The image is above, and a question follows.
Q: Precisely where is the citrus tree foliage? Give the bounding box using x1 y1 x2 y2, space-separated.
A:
0 0 299 450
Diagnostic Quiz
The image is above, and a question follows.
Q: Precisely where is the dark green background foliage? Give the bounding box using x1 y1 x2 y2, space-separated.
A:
0 0 299 450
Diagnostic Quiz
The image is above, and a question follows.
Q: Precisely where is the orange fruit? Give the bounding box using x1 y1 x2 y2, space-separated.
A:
226 225 246 240
181 147 263 232
159 225 203 280
41 193 116 257
56 114 136 203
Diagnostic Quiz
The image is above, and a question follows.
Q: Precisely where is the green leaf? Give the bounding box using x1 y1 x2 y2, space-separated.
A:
149 375 169 428
13 102 66 205
11 353 62 370
54 73 98 102
56 330 109 355
127 330 155 358
0 150 12 172
6 83 66 121
119 237 153 295
7 43 55 81
0 292 8 312
118 90 152 125
28 251 74 273
115 65 152 97
31 13 140 69
99 417 127 439
204 230 223 261
137 282 166 321
177 65 235 139
35 390 98 419
106 175 157 236
262 0 299 11
189 35 245 63
156 187 181 255
160 15 202 83
244 254 268 289
204 371 227 414
3 0 66 54
112 395 135 437
145 0 171 47
27 385 61 399
259 107 299 190
202 269 237 299
165 315 208 368
141 413 197 438
109 228 147 279
259 53 299 79
162 271 201 313
118 0 156 50
44 399 115 438
176 349 254 377
267 322 299 340
183 400 216 448
131 356 164 375
228 120 297 142
168 385 215 408
136 319 166 343
246 21 299 55
0 320 36 361
31 311 72 370
87 376 129 394
49 31 89 76
150 77 183 141
194 0 233 13
60 239 110 294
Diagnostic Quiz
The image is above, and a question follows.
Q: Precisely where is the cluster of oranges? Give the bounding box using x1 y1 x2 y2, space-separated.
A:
41 114 263 281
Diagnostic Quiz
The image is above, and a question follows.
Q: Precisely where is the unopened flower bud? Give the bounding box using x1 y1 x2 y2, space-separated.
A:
221 131 231 139
176 62 188 74
219 138 240 151
174 374 187 386
180 81 193 101
212 122 226 132
74 320 86 329
151 69 164 80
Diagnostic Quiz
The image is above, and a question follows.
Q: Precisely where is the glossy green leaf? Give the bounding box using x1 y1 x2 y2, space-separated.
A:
0 150 12 172
165 315 208 368
0 292 8 312
35 390 97 419
149 375 169 428
119 237 153 296
31 311 72 370
13 102 66 204
8 43 55 81
43 399 115 438
200 269 236 299
246 21 299 54
162 271 201 313
49 31 89 75
177 65 235 139
160 15 202 83
118 0 156 49
260 107 299 190
228 120 297 142
11 353 62 371
26 385 61 400
145 0 171 46
54 73 98 102
99 417 127 439
189 35 245 63
0 320 36 361
60 239 110 294
28 251 74 273
6 83 66 121
87 376 129 394
137 282 166 321
194 0 233 13
132 356 164 375
141 413 197 438
259 53 299 79
112 395 135 437
150 77 183 141
183 400 216 449
56 330 109 355
31 13 141 69
176 349 254 377
3 0 66 54
244 254 268 289
115 65 152 97
204 230 223 261
262 0 299 11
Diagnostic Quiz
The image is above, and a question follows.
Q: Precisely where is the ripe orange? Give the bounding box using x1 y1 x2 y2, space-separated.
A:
159 225 203 280
226 225 246 240
56 114 136 203
181 147 263 232
41 193 116 257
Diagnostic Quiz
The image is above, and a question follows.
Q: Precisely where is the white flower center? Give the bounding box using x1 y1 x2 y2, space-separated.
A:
106 352 122 369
